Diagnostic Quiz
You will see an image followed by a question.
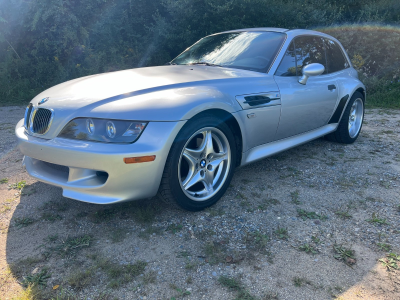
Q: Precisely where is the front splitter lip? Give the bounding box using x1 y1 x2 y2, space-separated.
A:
15 118 187 204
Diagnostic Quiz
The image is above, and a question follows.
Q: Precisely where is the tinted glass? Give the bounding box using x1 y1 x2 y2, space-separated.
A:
294 36 327 74
325 38 349 73
171 32 286 73
275 42 297 76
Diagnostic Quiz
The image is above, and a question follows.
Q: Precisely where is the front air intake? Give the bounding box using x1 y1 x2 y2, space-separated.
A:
31 108 53 134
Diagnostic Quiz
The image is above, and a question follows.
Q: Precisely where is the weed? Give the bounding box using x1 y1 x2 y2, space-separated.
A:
0 205 11 214
396 205 400 212
379 253 400 271
275 227 289 240
218 276 258 300
290 190 300 204
293 276 311 287
311 235 321 244
10 256 45 277
22 269 50 288
41 213 62 222
335 210 352 219
143 270 157 284
218 276 241 290
15 217 35 228
299 243 318 254
166 223 183 234
366 213 389 225
43 235 58 244
0 178 8 184
170 283 191 297
377 243 392 252
264 292 279 300
185 262 197 270
130 203 160 223
67 268 94 290
244 231 269 252
258 198 280 210
55 235 92 258
11 180 26 190
297 209 327 221
125 261 148 277
186 276 193 284
333 244 356 266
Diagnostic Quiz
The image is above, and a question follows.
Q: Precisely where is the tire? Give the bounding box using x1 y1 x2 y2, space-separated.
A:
158 115 237 211
325 91 364 144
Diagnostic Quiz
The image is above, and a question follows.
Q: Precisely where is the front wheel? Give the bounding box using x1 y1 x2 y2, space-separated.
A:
158 115 237 211
325 91 364 144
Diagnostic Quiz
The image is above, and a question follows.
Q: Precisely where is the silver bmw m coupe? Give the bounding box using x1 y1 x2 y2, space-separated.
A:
16 28 365 211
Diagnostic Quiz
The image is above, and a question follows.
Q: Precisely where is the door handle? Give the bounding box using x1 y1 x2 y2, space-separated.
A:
328 84 336 91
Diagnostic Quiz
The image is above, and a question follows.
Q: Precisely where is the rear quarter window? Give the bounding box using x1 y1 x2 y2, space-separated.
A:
324 39 349 73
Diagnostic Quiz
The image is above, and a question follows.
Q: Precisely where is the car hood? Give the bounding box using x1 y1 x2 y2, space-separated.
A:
26 65 279 138
31 65 265 111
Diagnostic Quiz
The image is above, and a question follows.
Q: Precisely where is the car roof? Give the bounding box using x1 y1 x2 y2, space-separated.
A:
219 27 289 34
217 28 333 38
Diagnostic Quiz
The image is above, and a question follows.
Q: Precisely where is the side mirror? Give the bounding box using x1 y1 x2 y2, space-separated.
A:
298 63 325 85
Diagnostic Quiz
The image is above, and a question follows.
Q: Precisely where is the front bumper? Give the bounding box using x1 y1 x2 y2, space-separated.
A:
15 119 186 204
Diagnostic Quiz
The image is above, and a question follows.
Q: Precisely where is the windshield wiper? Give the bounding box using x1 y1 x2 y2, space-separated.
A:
188 62 222 67
166 62 176 65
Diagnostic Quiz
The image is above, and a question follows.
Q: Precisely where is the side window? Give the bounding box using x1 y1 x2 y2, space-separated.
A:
294 36 327 74
275 42 297 76
325 39 349 73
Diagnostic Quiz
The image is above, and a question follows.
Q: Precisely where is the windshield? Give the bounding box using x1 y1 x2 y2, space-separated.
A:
171 31 286 73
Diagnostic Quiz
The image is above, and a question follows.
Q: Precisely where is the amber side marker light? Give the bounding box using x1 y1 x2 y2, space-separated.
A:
124 155 156 164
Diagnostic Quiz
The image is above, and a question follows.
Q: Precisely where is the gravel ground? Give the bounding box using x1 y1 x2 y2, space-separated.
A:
0 106 399 300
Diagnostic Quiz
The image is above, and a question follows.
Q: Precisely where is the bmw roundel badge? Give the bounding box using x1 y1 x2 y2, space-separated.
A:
38 97 49 105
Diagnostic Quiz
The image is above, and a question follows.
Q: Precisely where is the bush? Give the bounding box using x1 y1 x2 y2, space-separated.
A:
0 0 399 107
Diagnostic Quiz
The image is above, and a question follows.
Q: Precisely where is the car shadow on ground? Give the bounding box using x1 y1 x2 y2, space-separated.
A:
4 134 400 299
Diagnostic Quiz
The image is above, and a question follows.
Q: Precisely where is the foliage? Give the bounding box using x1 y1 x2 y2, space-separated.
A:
0 0 399 106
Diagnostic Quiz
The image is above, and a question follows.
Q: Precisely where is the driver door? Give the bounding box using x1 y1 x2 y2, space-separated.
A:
273 36 338 140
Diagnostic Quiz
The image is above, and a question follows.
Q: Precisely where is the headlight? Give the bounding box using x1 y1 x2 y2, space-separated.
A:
58 118 147 143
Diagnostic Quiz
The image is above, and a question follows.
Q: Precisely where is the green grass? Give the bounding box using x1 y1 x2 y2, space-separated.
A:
22 268 50 288
366 213 389 225
218 276 257 300
377 243 392 252
299 243 318 254
0 178 8 184
335 210 352 219
293 276 311 287
243 231 269 252
166 223 183 234
53 235 92 258
274 227 289 240
379 253 400 271
67 268 95 290
333 244 356 266
297 209 328 221
11 180 26 190
41 213 62 222
290 190 300 204
14 217 35 228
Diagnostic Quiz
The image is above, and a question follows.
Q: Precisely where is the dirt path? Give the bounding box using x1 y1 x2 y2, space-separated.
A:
0 106 399 300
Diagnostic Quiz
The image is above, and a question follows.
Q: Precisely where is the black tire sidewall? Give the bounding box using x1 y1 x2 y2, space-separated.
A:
166 116 237 211
340 91 365 143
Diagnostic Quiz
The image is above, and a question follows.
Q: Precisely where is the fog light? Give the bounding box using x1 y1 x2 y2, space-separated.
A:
86 119 95 135
106 121 116 138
